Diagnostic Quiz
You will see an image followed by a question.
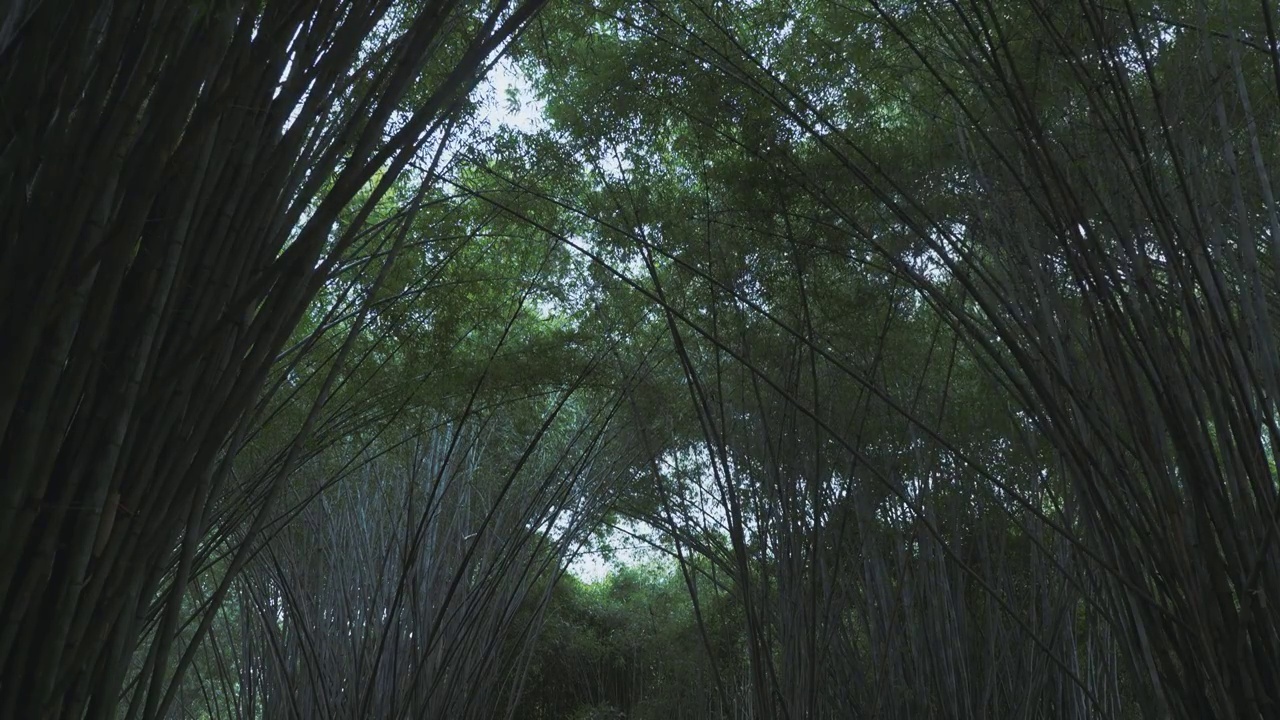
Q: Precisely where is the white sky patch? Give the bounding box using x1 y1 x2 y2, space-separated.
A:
475 57 546 134
596 146 635 181
568 447 740 583
568 521 665 583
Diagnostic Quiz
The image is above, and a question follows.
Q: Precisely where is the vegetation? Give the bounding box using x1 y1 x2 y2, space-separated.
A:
3 0 1278 717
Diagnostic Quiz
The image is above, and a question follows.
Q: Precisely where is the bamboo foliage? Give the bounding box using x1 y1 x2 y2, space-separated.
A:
0 1 546 717
622 324 1123 719
483 0 1280 715
458 130 1112 716
179 391 635 720
8 0 1280 717
749 3 1280 715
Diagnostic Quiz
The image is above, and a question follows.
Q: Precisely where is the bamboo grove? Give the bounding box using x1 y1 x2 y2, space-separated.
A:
2 0 1278 718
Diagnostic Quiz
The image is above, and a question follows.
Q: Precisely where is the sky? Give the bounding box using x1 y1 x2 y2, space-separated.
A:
475 57 546 135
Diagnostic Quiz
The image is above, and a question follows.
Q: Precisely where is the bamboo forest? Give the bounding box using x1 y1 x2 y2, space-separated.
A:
3 0 1279 718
